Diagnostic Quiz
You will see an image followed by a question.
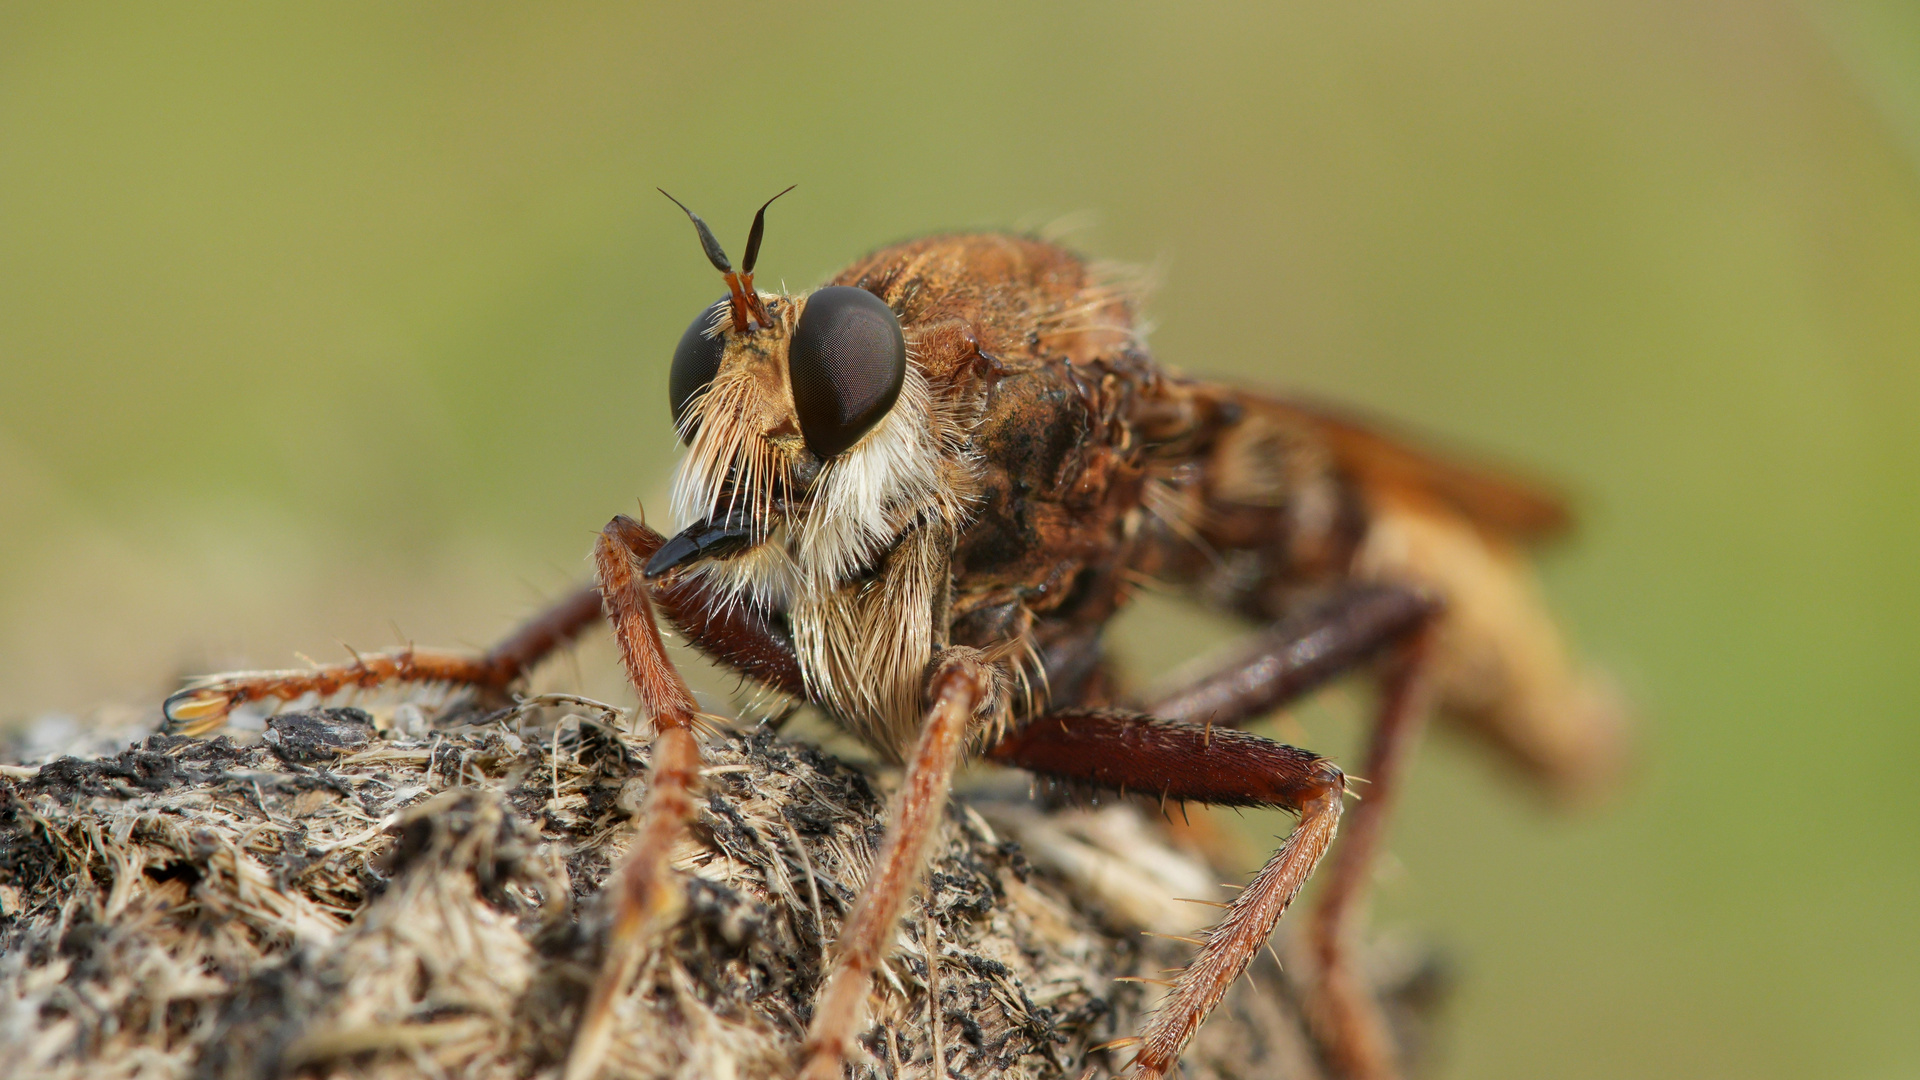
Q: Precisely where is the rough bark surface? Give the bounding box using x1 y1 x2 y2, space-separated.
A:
0 701 1442 1079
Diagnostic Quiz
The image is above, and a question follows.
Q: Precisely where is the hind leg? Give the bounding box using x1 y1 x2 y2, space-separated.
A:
998 581 1439 1079
1303 631 1436 1080
989 711 1347 1078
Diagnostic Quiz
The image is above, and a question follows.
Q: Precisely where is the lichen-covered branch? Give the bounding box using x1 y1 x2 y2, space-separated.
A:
0 704 1441 1079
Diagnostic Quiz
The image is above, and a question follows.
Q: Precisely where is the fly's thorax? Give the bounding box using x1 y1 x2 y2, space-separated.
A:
788 520 952 761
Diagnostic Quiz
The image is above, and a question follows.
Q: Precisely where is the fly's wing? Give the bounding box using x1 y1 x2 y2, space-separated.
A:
1234 392 1573 544
1195 383 1627 798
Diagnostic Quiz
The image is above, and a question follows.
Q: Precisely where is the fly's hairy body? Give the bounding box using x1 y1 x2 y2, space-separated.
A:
163 209 1626 1080
672 232 1615 787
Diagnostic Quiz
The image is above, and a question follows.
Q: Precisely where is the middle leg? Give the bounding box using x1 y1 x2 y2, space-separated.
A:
798 649 995 1080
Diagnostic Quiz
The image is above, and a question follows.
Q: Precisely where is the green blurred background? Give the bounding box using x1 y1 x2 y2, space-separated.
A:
3 2 1917 1077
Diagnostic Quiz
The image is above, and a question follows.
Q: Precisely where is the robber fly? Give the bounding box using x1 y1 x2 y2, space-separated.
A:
166 189 1625 1080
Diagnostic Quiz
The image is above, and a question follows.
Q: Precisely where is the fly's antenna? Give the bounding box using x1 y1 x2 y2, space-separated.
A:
741 185 795 275
658 189 733 273
659 186 793 332
660 188 749 332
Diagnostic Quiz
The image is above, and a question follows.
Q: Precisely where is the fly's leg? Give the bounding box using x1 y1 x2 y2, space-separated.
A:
1145 582 1436 728
162 584 605 734
562 515 705 1080
998 581 1439 1080
1153 584 1441 1078
797 649 994 1080
987 712 1347 1079
1303 629 1435 1080
161 513 808 736
163 514 797 1080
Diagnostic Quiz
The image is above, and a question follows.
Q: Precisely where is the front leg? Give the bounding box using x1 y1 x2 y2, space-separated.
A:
163 585 606 734
162 520 804 734
563 516 705 1080
798 649 995 1080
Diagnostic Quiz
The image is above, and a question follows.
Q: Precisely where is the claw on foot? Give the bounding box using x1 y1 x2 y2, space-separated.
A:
159 648 522 738
162 686 235 736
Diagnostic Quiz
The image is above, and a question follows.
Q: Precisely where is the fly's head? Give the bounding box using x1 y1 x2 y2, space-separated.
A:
647 191 972 632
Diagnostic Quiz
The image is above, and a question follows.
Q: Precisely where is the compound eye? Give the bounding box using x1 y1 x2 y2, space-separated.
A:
669 299 729 441
788 286 907 459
